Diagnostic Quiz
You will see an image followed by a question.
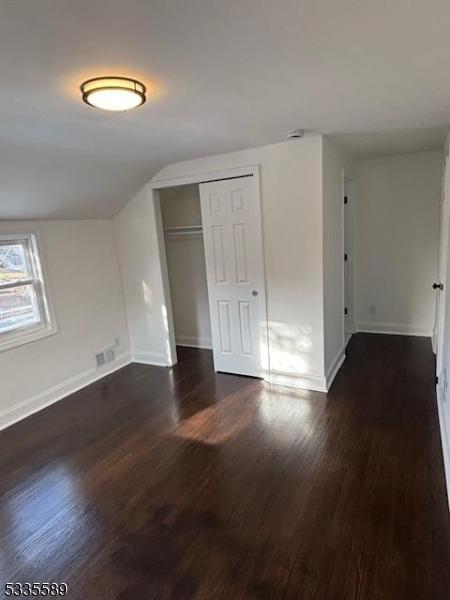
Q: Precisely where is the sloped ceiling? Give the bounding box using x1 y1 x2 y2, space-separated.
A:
0 0 449 219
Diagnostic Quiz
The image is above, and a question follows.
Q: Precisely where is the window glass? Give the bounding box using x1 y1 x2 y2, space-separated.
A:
0 283 40 334
0 242 29 284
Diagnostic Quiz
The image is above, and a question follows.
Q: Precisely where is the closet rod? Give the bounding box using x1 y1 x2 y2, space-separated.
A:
164 225 202 231
164 225 203 236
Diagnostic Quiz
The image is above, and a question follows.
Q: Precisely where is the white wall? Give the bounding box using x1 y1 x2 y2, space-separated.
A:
0 220 130 429
160 185 212 349
322 137 352 381
113 187 172 366
160 184 202 227
115 137 328 390
354 151 441 336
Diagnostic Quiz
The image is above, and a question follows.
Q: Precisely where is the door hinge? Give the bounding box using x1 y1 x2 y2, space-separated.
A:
344 196 348 205
344 307 348 315
344 253 348 262
436 376 439 385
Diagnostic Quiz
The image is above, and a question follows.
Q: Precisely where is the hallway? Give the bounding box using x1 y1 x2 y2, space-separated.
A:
0 335 449 599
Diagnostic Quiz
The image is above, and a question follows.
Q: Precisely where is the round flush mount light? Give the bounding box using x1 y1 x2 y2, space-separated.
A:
80 76 146 111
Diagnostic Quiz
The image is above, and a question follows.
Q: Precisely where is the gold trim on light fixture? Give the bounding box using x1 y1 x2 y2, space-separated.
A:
80 76 146 111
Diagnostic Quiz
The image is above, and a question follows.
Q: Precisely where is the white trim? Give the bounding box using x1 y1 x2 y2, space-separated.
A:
175 335 212 350
270 348 346 395
357 322 432 337
436 385 450 511
326 345 346 391
0 278 34 290
0 321 58 353
0 353 132 432
131 349 170 366
151 164 259 189
268 371 327 393
343 176 356 337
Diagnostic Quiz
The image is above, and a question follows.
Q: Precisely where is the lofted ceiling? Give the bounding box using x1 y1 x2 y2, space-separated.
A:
0 0 449 219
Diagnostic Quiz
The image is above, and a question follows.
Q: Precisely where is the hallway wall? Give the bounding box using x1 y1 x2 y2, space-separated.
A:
354 150 441 336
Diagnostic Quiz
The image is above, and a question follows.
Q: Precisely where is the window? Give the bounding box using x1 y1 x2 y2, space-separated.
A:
0 233 57 352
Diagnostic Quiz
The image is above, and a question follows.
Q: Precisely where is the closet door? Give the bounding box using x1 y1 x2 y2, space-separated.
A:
199 176 267 378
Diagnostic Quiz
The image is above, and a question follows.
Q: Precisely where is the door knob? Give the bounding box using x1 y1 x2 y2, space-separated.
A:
433 282 444 290
252 290 259 296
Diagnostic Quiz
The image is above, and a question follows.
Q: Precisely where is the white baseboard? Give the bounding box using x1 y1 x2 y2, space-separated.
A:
269 346 346 394
436 384 450 511
0 353 132 433
326 345 346 391
175 335 212 350
357 321 432 337
0 348 173 433
131 349 169 366
268 371 327 393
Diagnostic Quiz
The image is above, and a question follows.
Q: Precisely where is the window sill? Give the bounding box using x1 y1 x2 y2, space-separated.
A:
0 322 59 353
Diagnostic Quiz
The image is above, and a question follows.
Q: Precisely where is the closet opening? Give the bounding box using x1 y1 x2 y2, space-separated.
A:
160 184 212 357
155 167 268 379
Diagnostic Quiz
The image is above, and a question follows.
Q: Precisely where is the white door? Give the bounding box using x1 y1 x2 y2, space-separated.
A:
435 154 450 373
199 176 267 378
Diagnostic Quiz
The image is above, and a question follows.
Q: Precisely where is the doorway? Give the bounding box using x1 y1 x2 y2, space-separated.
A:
155 169 269 379
344 176 355 345
160 184 212 351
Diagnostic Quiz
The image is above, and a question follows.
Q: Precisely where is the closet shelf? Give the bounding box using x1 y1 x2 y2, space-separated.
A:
164 225 203 236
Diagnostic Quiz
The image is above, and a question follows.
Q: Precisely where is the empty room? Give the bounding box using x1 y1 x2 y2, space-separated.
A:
1 2 450 599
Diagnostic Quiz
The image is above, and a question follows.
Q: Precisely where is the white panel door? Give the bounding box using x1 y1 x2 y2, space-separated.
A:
199 176 266 377
436 154 450 370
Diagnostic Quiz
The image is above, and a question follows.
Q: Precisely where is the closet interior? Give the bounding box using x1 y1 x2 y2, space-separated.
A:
160 184 212 352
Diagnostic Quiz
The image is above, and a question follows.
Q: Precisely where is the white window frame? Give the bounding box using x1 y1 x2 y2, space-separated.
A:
0 232 57 352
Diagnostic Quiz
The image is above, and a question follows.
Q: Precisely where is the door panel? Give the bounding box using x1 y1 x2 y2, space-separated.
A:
212 226 227 283
436 155 450 373
233 223 248 284
238 301 253 356
200 176 266 377
218 300 232 354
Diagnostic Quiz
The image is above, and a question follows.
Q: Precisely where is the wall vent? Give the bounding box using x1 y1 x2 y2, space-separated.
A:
95 345 116 369
95 351 106 368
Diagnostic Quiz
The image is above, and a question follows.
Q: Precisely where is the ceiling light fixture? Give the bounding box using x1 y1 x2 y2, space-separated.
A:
80 76 146 111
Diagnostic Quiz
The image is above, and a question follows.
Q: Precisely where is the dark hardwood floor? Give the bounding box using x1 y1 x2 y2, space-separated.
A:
0 334 449 599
